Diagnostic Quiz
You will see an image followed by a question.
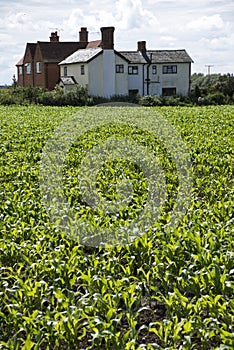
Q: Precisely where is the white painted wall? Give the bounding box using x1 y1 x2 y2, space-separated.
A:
128 65 143 96
103 50 115 98
59 58 191 97
59 63 88 87
115 55 128 96
158 63 190 96
88 53 103 97
141 62 191 96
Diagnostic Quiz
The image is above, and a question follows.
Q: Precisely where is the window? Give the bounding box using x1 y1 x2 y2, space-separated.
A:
36 62 41 73
25 63 31 74
64 66 67 76
116 64 124 73
162 87 176 96
128 66 138 75
152 65 157 75
19 66 23 75
163 65 177 74
129 89 139 98
81 65 85 75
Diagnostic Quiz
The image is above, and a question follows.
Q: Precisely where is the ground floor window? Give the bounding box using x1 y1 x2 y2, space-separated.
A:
162 87 176 96
129 89 138 98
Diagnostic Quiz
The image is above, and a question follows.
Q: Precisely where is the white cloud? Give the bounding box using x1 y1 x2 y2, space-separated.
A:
0 0 234 84
187 14 225 31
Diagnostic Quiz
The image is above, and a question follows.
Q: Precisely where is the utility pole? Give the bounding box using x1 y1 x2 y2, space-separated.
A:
205 65 214 75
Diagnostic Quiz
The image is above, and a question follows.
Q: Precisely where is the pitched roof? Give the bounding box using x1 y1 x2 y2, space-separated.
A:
149 50 193 63
118 51 147 64
58 76 77 85
119 49 193 64
37 42 87 63
16 57 24 66
25 43 37 59
86 40 102 48
59 47 103 65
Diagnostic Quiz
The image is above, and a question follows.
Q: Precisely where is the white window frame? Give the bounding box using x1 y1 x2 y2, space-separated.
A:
36 62 41 73
25 63 31 74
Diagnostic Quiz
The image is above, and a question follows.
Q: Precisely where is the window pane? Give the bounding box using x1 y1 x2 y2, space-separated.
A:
36 62 41 73
128 66 138 75
116 64 124 73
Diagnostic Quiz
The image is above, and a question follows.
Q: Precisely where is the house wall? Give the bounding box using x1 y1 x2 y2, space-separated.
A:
60 62 89 89
46 63 61 90
17 66 24 87
88 54 103 97
23 48 34 87
128 64 143 96
115 55 128 96
59 55 191 98
34 46 45 88
103 50 115 98
158 62 190 96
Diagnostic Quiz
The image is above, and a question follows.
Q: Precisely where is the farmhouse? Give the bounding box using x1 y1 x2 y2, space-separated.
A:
59 27 193 98
16 26 193 97
16 28 99 90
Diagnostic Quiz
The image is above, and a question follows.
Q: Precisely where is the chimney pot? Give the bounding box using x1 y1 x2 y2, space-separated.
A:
50 31 59 42
101 26 115 50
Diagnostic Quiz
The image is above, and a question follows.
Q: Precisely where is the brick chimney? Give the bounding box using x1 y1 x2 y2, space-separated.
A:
79 27 88 42
50 31 59 42
100 27 115 50
137 41 146 53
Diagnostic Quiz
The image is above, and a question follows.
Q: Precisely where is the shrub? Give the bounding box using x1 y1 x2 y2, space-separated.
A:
139 95 163 106
203 92 226 105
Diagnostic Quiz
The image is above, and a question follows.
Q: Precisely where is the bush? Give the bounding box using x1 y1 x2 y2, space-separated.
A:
36 85 92 106
139 95 163 106
203 92 226 105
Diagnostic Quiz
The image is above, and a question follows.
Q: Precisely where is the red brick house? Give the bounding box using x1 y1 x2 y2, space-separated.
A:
16 28 99 90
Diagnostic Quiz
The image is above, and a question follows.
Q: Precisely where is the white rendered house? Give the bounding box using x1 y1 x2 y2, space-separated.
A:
59 27 193 98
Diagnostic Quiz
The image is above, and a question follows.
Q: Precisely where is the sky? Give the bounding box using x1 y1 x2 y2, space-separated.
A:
0 0 234 85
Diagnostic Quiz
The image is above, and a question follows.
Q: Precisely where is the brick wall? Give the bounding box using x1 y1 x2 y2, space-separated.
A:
23 48 34 87
34 46 45 88
17 66 24 87
46 63 60 90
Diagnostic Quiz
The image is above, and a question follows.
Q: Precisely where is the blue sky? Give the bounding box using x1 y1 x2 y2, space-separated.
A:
0 0 234 85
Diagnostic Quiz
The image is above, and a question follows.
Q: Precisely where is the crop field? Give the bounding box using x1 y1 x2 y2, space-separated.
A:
0 105 233 349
